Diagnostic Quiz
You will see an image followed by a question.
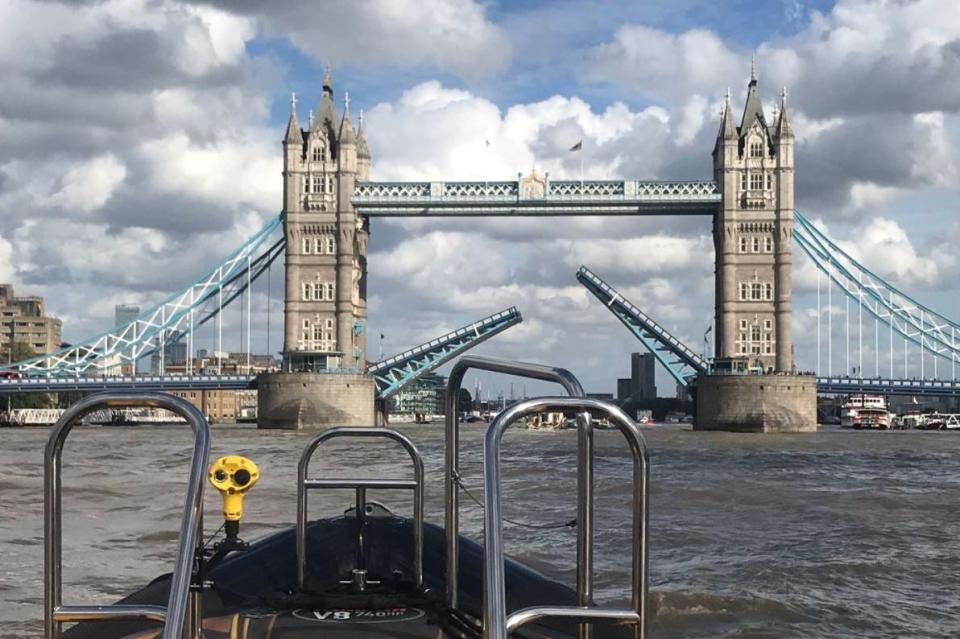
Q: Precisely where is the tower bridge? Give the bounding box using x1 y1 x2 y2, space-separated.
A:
4 67 960 431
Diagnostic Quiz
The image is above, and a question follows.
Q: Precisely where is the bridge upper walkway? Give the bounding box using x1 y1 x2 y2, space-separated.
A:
352 179 720 216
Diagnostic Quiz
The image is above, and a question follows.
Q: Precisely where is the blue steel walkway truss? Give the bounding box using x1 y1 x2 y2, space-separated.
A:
368 307 522 399
353 179 720 216
577 266 708 387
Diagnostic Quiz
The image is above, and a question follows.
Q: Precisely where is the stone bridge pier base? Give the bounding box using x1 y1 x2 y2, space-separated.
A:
694 373 817 432
257 372 375 429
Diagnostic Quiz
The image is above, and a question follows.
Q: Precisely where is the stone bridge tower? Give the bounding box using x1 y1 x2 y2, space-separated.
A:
712 66 794 373
280 70 370 372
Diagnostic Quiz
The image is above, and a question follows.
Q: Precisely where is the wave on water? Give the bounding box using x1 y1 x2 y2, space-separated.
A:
650 590 815 638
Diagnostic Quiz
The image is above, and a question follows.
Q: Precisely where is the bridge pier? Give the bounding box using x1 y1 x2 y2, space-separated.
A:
693 373 816 432
257 372 375 429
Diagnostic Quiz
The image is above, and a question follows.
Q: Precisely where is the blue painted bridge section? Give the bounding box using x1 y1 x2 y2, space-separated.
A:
368 307 522 399
352 179 720 216
815 376 960 397
0 374 256 395
577 266 708 387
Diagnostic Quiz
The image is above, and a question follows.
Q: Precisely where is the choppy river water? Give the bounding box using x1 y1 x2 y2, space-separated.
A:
2 423 960 638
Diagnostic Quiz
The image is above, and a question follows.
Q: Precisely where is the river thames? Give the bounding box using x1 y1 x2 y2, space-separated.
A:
2 423 959 638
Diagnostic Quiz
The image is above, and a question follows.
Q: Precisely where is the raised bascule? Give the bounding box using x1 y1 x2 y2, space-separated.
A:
6 66 960 431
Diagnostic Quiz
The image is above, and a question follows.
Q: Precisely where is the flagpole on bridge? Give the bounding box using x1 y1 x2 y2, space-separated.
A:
569 140 583 189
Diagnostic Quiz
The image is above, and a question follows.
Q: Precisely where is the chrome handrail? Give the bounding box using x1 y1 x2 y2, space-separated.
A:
443 356 586 611
44 392 210 639
482 397 649 639
297 427 425 589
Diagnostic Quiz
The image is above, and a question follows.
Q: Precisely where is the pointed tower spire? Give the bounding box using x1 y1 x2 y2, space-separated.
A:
776 85 794 138
740 59 766 133
339 91 356 146
357 108 371 159
323 65 332 94
313 67 338 146
717 87 736 140
284 91 302 144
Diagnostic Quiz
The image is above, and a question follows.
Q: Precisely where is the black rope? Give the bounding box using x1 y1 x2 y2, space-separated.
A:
453 473 577 530
200 521 225 552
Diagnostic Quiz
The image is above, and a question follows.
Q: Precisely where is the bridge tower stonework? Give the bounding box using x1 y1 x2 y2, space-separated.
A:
713 68 794 373
258 71 375 429
699 68 815 432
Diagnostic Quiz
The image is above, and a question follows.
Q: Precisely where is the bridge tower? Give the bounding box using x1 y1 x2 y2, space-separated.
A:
280 70 370 372
260 71 375 429
713 66 794 372
697 65 813 432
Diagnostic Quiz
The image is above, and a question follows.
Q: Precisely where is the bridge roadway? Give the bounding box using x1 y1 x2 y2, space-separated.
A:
0 374 257 394
814 376 960 397
2 373 959 397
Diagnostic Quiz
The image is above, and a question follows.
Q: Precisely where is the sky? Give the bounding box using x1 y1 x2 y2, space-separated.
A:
1 0 959 397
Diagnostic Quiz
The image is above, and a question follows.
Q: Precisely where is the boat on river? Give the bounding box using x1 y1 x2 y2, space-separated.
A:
840 394 892 430
45 355 649 639
915 412 960 431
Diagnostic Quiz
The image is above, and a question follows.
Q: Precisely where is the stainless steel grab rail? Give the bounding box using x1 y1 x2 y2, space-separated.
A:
297 427 425 589
443 355 586 613
482 397 649 639
44 392 210 639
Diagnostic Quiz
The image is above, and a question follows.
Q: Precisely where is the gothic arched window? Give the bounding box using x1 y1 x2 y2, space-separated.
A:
312 146 323 162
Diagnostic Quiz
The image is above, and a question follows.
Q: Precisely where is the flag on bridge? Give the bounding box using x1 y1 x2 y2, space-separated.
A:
569 140 582 152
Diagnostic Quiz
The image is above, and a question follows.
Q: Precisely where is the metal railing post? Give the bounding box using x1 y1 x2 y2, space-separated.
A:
297 428 424 590
481 397 648 639
443 355 584 609
44 392 210 639
576 410 594 639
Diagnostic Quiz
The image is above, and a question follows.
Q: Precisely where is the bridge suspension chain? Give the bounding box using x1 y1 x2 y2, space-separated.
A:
795 211 960 375
13 214 283 376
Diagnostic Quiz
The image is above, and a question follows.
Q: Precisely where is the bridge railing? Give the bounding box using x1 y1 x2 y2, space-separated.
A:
353 179 721 206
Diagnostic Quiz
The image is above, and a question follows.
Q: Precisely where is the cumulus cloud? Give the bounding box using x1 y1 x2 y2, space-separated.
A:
185 0 511 80
582 25 742 104
47 154 127 213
